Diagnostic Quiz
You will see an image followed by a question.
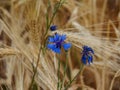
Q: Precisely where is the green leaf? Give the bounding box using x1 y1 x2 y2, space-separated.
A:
31 83 38 90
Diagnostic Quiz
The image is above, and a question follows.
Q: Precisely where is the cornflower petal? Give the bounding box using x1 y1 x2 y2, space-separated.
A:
47 44 56 50
81 45 94 65
50 25 57 31
47 33 72 54
88 55 93 64
61 34 66 41
62 43 71 51
81 55 87 64
53 48 61 54
87 47 94 54
48 37 54 42
54 33 60 41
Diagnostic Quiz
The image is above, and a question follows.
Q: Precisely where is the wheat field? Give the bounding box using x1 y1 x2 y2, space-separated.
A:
0 0 120 90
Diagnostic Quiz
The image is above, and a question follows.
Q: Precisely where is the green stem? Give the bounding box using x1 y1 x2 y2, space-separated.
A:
60 52 68 90
64 64 84 90
57 57 61 90
29 46 42 90
44 0 64 37
46 0 50 32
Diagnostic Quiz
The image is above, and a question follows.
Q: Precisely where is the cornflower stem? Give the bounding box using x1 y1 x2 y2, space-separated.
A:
60 52 68 90
45 0 50 32
57 57 61 90
64 64 84 90
44 0 65 37
29 46 42 90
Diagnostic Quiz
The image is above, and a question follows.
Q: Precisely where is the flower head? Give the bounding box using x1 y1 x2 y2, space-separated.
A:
47 33 71 54
81 46 94 65
50 25 57 31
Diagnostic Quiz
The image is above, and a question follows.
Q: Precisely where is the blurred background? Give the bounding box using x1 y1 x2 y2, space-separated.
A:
0 0 120 90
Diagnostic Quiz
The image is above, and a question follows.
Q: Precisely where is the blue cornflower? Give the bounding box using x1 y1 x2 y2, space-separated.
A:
81 46 94 65
50 25 57 31
47 33 71 54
